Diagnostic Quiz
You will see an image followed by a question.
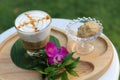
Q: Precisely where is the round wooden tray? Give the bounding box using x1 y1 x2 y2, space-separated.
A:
0 27 113 80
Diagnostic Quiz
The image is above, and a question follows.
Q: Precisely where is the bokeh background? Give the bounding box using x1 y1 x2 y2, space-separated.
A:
0 0 120 78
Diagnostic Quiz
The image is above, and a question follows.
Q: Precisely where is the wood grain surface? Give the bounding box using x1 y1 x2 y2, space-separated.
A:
0 27 113 80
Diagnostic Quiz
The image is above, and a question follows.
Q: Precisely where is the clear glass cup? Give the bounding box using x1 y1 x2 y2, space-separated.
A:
15 10 51 56
66 17 103 55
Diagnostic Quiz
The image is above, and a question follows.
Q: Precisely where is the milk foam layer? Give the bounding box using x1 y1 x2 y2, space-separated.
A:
15 10 51 42
15 10 51 32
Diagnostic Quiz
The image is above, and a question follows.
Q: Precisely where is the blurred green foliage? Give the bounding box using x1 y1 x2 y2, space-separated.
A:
0 0 120 59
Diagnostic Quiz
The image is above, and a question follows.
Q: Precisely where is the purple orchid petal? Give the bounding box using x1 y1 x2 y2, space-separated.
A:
48 54 63 64
46 42 69 64
48 57 54 64
53 55 63 64
59 46 68 57
46 42 58 57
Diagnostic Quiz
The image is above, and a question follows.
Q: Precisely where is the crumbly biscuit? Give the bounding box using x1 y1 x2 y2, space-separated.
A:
77 21 100 38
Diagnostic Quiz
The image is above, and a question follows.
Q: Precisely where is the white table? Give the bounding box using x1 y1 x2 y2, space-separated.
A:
0 18 119 80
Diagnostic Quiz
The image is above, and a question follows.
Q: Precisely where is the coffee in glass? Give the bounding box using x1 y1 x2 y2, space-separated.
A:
15 10 51 56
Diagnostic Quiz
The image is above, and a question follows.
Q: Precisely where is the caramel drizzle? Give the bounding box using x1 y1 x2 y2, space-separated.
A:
17 14 50 32
25 14 36 27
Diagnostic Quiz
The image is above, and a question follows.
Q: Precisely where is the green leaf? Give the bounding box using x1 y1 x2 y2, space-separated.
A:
63 52 74 63
50 35 60 48
10 39 38 70
67 69 79 77
67 57 80 69
45 67 56 73
47 71 57 79
60 59 73 68
44 67 57 80
54 72 62 79
61 71 69 80
34 67 47 74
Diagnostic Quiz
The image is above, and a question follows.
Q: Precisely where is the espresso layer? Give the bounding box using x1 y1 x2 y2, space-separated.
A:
22 36 49 52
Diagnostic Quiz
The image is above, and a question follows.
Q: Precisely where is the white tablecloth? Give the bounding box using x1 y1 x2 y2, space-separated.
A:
0 18 119 80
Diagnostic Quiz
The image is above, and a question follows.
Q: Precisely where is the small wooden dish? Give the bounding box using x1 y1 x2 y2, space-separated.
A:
0 27 113 80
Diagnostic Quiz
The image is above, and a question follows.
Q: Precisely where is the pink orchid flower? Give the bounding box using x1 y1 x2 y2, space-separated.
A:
46 42 68 64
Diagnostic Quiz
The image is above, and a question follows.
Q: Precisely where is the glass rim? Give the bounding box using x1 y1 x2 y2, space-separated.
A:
15 10 52 33
66 17 103 41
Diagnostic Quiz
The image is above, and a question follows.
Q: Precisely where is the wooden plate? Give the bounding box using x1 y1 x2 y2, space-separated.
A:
0 27 113 80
